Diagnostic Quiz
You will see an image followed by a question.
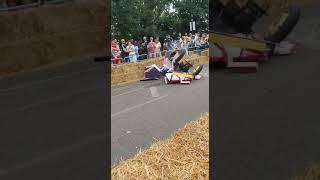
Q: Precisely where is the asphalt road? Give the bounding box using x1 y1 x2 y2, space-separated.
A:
0 60 209 179
212 3 320 180
111 65 209 166
0 60 109 180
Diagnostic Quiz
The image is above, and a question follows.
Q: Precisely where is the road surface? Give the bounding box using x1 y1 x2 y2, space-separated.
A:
212 2 320 180
0 60 109 180
111 65 209 166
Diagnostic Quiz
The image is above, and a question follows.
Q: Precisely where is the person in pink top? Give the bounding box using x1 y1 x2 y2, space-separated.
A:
147 37 157 59
155 37 162 57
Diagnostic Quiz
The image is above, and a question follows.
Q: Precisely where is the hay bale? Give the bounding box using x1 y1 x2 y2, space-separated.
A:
291 162 320 180
111 113 209 180
110 53 209 86
199 56 209 64
260 0 312 17
188 58 199 65
200 50 209 57
0 0 109 76
111 75 122 85
0 0 108 43
0 27 106 76
111 65 124 75
218 0 312 17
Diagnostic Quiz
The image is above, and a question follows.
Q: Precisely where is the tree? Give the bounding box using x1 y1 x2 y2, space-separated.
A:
172 0 209 33
111 0 208 40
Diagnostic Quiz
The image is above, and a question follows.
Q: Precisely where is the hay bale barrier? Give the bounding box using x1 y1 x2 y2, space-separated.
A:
111 50 208 86
111 113 209 180
290 163 320 180
0 0 109 77
219 0 312 16
266 0 312 17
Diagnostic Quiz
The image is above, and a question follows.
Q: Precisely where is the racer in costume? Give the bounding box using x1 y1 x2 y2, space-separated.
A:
143 49 204 84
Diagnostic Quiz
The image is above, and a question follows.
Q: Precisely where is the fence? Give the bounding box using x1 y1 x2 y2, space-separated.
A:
112 44 209 64
0 0 67 12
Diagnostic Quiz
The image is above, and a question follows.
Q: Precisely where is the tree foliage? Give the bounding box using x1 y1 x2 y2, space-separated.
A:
111 0 208 40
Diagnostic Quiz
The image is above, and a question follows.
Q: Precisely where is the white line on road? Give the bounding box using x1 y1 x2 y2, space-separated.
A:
111 88 143 98
0 67 100 94
111 80 163 93
111 94 168 118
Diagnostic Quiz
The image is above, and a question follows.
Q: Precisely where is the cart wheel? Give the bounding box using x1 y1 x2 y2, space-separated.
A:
174 49 186 64
192 64 204 75
264 5 300 43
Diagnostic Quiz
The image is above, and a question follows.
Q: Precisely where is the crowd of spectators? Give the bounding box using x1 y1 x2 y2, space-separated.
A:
111 32 209 64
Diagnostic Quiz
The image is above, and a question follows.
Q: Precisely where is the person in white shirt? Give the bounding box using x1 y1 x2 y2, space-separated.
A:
155 37 162 57
126 41 137 63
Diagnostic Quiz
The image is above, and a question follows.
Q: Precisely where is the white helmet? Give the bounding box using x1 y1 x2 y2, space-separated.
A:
194 75 201 80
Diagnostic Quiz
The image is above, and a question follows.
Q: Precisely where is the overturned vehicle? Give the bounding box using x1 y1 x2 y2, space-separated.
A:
143 49 204 84
210 0 301 72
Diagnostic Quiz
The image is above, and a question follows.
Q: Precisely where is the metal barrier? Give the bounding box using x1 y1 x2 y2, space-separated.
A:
111 44 209 64
0 0 66 12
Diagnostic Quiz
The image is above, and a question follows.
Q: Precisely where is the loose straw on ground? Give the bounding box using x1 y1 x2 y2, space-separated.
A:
290 162 320 180
111 113 209 180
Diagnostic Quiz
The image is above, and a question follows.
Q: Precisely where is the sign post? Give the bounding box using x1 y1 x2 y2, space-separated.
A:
189 20 196 33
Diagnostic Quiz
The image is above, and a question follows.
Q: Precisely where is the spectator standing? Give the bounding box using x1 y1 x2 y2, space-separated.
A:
133 40 140 60
111 39 122 64
155 37 162 57
177 32 182 41
194 33 201 50
162 39 168 57
181 37 190 55
120 39 129 61
147 37 156 59
137 40 144 60
200 36 207 50
176 35 182 49
126 41 137 63
189 33 192 41
173 40 178 50
141 36 148 59
205 33 209 47
189 35 195 51
166 35 174 57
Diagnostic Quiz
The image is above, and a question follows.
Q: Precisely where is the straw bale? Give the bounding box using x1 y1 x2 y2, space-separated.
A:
112 66 125 75
199 56 209 64
218 0 312 17
0 0 107 44
111 53 209 86
0 0 109 77
200 50 209 57
111 113 209 180
0 27 106 76
291 162 320 180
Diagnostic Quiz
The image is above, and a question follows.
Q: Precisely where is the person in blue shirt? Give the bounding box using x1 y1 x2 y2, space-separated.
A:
133 40 139 60
166 35 174 57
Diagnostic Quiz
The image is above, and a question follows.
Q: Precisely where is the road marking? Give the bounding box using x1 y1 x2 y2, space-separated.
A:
0 87 100 116
0 133 106 176
150 87 159 97
111 88 143 98
0 67 100 94
111 80 162 92
111 94 168 118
